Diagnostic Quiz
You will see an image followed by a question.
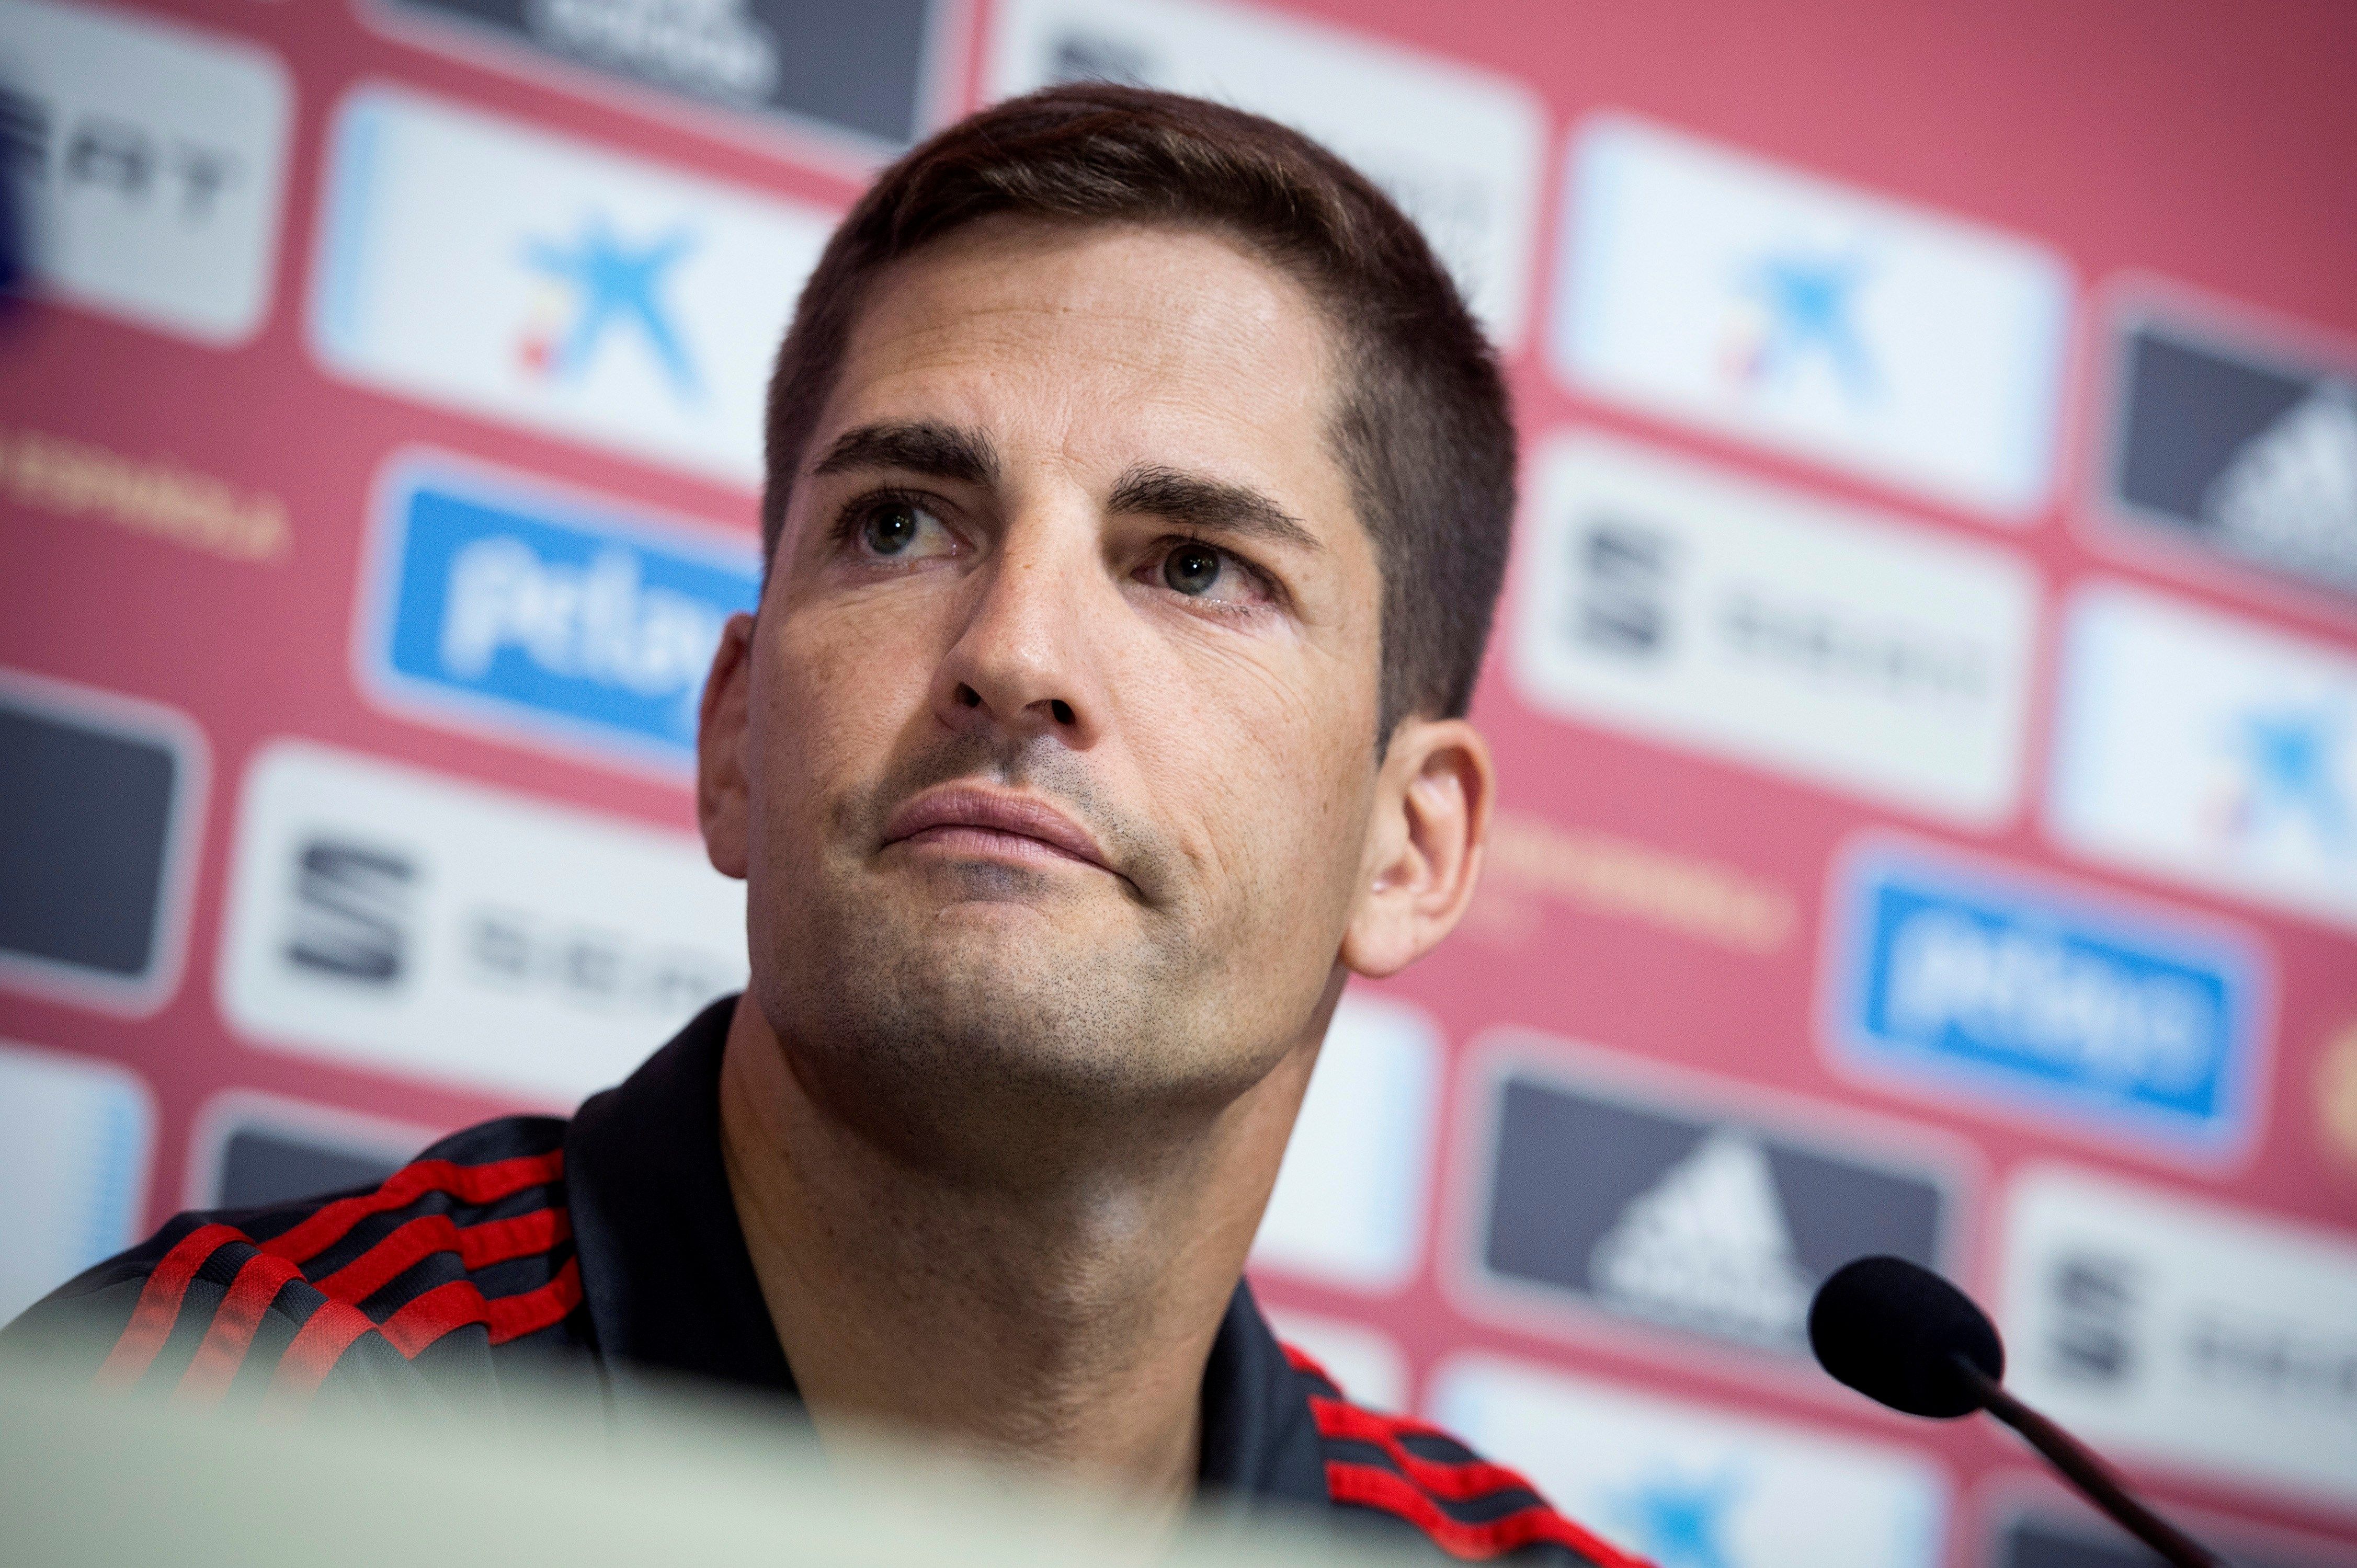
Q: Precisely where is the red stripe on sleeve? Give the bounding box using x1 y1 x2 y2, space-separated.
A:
260 1151 565 1266
172 1250 306 1405
487 1256 582 1345
259 1297 379 1417
1311 1395 1536 1500
374 1256 584 1359
311 1206 570 1308
1325 1461 1649 1567
93 1223 245 1391
460 1206 571 1269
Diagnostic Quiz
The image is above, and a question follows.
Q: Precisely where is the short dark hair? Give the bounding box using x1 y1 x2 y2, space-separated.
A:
762 83 1516 734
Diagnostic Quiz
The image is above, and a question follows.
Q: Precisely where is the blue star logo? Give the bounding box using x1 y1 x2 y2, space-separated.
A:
2227 705 2349 850
521 214 701 399
1734 250 1878 404
1610 1466 1744 1568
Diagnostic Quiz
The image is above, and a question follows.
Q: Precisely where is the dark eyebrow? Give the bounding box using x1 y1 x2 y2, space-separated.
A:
810 420 1000 487
1107 465 1322 552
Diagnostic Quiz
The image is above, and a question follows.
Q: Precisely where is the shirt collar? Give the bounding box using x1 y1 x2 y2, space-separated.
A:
564 995 1329 1505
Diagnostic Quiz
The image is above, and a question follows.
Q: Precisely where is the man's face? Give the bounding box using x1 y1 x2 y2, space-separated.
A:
704 218 1388 1155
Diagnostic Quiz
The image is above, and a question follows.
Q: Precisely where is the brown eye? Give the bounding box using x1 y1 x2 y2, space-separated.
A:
1163 542 1223 596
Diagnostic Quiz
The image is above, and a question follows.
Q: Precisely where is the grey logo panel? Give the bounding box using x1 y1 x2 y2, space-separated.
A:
1480 1067 1951 1359
1996 1512 2328 1568
374 0 942 150
0 678 202 1013
214 1128 407 1211
2108 315 2357 601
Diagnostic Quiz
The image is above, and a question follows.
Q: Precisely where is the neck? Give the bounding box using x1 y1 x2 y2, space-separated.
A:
715 991 1323 1512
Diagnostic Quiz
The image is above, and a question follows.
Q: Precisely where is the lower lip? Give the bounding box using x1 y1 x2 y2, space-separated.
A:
893 824 1104 871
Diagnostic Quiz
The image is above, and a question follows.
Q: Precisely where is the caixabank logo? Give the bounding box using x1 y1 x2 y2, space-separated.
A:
2048 582 2357 937
1553 114 2072 523
357 453 760 776
1427 1355 1950 1568
1821 833 2272 1166
309 84 834 489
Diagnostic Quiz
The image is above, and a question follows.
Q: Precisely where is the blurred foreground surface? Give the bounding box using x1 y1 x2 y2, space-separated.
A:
4 1 2356 1565
0 1349 1407 1568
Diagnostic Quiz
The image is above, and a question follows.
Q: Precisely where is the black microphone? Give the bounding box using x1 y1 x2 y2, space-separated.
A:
1808 1255 2224 1568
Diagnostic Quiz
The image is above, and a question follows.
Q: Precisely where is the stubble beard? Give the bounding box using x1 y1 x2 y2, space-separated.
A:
746 733 1277 1190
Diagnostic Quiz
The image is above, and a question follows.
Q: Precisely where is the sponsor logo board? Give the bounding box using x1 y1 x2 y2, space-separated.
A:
363 0 950 158
1511 433 2040 826
0 0 291 344
2100 298 2357 607
1986 1501 2342 1568
359 453 759 776
2048 582 2357 934
309 84 832 488
1823 834 2270 1164
1250 991 1442 1295
0 668 207 1017
1456 1030 1963 1370
1261 1309 1408 1415
1998 1163 2357 1508
985 0 1543 348
1429 1354 1950 1568
0 1041 154 1326
1554 115 2071 520
185 1091 440 1211
217 738 747 1102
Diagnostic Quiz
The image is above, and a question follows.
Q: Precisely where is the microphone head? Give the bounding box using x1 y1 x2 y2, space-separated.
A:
1808 1255 2005 1419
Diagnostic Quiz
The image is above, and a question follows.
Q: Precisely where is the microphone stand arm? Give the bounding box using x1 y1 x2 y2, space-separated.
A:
1949 1355 2222 1568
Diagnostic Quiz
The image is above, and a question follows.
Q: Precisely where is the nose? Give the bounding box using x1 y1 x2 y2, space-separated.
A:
929 518 1102 748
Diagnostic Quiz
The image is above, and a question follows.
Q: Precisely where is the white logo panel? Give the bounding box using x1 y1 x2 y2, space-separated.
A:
309 85 834 489
1556 116 2071 520
1250 991 1442 1294
0 1041 154 1327
2049 583 2357 934
218 738 748 1103
1512 434 2041 825
1428 1355 1949 1568
0 0 292 344
1999 1164 2357 1508
985 0 1544 348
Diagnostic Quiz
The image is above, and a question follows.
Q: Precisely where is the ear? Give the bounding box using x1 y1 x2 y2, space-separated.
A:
1339 716 1495 979
697 611 757 881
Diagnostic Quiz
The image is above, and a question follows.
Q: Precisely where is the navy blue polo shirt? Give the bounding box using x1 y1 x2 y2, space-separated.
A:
5 998 1637 1565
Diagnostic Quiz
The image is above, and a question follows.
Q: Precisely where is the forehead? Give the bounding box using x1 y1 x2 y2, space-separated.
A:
816 217 1356 511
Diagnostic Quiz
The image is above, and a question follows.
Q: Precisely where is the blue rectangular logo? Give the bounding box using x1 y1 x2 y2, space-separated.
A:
362 459 760 774
1825 839 2269 1161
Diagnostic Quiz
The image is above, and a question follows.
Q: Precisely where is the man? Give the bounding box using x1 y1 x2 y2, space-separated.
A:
6 85 1634 1565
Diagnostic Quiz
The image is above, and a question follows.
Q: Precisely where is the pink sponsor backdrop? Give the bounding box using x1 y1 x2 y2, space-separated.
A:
6 0 2356 1560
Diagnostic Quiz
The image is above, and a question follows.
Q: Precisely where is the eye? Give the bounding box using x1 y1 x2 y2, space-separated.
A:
1163 541 1224 596
1147 538 1274 611
846 496 955 562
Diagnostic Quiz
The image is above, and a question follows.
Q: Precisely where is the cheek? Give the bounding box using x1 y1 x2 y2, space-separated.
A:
754 603 939 830
1160 666 1374 934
